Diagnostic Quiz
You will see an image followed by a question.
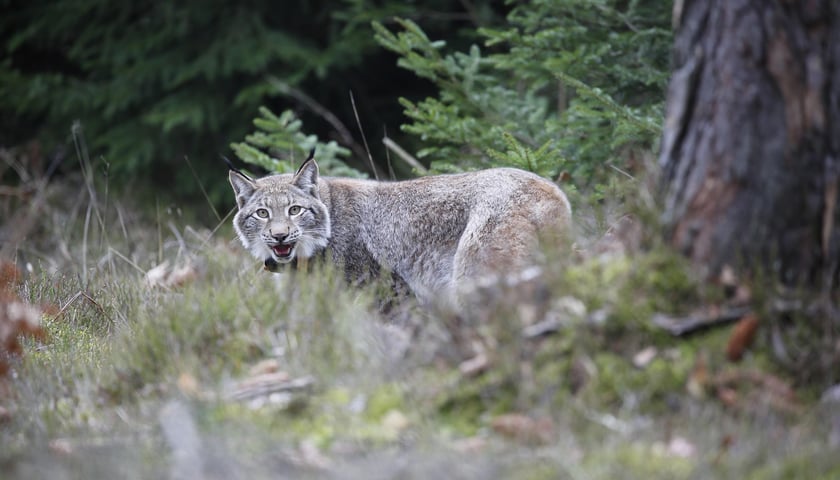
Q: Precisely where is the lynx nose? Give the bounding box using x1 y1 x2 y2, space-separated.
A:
270 230 289 243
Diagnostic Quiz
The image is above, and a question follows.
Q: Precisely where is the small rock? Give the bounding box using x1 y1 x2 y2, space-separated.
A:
49 438 73 455
632 346 658 368
667 436 696 458
248 358 282 376
451 436 487 454
177 372 200 397
459 352 489 377
381 409 410 433
820 384 840 404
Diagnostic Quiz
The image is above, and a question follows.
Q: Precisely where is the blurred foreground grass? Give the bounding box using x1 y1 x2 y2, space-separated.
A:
2 175 839 479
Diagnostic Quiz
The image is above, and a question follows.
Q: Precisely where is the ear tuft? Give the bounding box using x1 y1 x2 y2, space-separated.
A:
293 155 320 197
229 170 256 209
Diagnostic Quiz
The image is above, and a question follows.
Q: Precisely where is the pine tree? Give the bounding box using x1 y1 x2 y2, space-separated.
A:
373 0 672 187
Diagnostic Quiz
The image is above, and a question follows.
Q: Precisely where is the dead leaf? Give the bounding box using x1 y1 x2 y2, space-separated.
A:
145 262 199 289
145 262 170 288
177 372 200 397
712 369 800 414
459 352 489 377
714 434 735 464
726 313 759 362
451 436 487 454
716 387 738 407
167 264 198 288
248 358 282 376
0 261 22 291
0 295 47 378
686 352 709 398
491 413 554 445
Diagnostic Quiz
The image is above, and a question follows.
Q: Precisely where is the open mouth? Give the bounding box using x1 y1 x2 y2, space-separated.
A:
271 243 295 259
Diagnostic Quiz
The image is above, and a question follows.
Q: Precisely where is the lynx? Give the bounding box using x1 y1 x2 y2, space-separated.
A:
229 154 571 309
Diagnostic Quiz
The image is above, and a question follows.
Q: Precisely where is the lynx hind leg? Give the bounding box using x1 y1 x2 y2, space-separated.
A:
452 196 570 313
452 216 541 305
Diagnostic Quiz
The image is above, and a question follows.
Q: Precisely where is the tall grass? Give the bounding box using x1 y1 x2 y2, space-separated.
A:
2 147 839 479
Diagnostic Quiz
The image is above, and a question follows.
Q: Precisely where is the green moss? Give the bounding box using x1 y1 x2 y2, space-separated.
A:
559 248 702 336
435 369 520 437
574 349 692 412
365 384 405 421
743 449 840 480
584 442 694 479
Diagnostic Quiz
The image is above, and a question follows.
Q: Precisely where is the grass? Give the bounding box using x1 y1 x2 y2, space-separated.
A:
2 171 840 479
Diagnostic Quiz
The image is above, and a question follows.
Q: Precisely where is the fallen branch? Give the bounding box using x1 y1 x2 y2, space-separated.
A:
652 306 750 336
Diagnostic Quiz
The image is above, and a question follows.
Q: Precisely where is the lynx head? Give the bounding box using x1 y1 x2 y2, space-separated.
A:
229 157 331 271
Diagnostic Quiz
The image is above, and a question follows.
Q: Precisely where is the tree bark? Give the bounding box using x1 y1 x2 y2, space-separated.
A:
660 0 840 289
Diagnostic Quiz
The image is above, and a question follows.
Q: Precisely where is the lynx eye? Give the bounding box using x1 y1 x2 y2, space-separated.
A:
288 205 302 215
255 208 270 219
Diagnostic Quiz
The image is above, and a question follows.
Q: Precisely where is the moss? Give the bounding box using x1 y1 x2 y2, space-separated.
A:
562 256 633 310
574 349 692 412
501 460 568 480
435 369 520 437
609 250 700 334
743 449 840 480
364 384 405 421
583 442 694 479
556 248 702 343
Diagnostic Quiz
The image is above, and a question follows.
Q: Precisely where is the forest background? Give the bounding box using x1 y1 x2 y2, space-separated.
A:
1 0 668 211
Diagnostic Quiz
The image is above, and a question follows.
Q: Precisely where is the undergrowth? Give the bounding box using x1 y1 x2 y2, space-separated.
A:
1 171 839 479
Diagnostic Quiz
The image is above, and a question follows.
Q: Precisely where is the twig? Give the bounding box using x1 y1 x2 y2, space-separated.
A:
0 150 65 260
266 76 369 164
652 307 749 336
457 0 482 27
382 126 396 180
0 185 36 197
167 221 188 259
226 374 315 402
608 163 635 180
382 136 428 174
199 207 236 251
349 90 379 180
183 155 221 221
108 247 147 275
54 291 108 320
653 297 807 336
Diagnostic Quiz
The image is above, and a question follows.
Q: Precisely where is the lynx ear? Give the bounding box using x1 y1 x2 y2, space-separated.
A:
229 170 256 209
292 150 320 197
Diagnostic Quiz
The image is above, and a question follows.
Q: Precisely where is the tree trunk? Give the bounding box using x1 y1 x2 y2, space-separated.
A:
660 0 840 289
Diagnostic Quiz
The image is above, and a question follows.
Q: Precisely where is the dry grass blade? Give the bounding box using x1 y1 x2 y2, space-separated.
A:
54 291 108 321
226 374 315 402
183 155 221 222
349 89 379 180
382 136 428 174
